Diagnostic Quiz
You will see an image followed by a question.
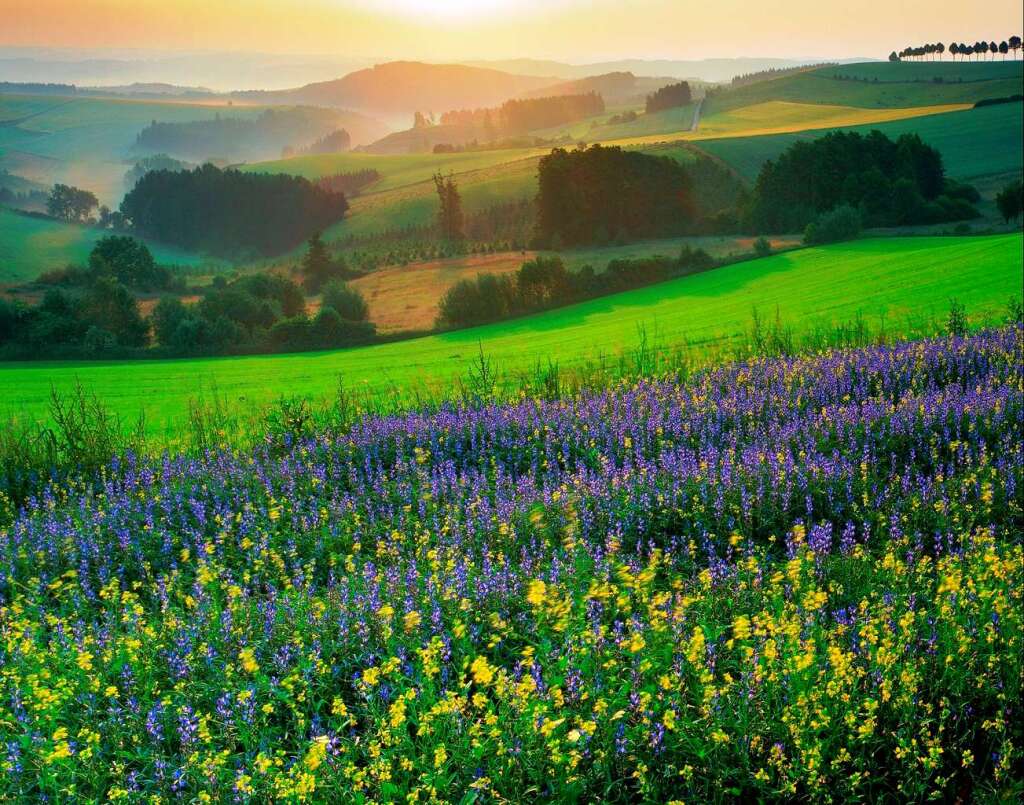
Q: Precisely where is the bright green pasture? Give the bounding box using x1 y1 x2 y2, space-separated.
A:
696 102 1024 182
1 233 1019 438
0 207 205 284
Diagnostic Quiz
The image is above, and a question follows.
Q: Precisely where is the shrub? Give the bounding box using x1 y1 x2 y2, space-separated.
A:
804 204 862 245
753 236 772 257
321 280 369 322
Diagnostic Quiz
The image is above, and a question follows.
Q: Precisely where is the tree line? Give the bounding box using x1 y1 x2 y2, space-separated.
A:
315 169 381 197
134 107 346 161
438 92 605 137
281 128 351 159
891 36 1021 61
436 247 719 329
0 236 375 359
728 64 835 87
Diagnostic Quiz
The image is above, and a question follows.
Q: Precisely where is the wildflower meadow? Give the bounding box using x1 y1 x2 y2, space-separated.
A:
1 326 1021 802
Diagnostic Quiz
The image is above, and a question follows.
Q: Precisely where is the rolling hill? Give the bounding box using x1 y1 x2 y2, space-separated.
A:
0 93 388 203
705 61 1023 114
2 233 1019 437
517 72 677 105
231 62 561 122
464 57 876 83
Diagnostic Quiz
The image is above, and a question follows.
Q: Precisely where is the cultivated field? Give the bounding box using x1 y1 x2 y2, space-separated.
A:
349 235 802 333
689 100 971 140
2 233 1019 437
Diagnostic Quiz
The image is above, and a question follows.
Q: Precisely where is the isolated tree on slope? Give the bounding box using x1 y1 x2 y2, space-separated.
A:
433 172 464 242
301 232 336 293
995 180 1023 224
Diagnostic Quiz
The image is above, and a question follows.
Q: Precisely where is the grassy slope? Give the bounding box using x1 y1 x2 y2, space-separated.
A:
697 101 1024 182
707 62 1023 114
0 207 205 284
823 61 1024 82
689 101 970 139
242 147 551 192
530 103 697 142
1 233 1019 436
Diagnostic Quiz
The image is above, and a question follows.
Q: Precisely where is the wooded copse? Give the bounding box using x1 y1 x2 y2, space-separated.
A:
133 107 349 161
535 145 707 247
745 130 979 233
645 81 692 113
120 164 350 258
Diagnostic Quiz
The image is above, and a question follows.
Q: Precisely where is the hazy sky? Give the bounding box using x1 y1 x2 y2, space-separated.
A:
3 0 1022 62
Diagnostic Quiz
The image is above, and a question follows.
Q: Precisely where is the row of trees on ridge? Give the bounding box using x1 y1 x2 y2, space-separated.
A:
890 37 1022 61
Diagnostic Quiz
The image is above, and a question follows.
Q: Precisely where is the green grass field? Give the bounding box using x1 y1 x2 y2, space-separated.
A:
0 207 206 284
2 233 1019 437
707 62 1023 114
697 101 1024 182
824 60 1024 82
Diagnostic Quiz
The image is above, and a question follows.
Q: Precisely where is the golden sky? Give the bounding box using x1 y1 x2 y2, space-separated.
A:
2 0 1022 61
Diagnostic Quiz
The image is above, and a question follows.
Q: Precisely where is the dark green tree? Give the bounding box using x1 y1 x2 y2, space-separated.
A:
89 236 168 290
46 184 98 222
995 180 1023 223
81 277 149 347
301 233 335 294
433 172 465 242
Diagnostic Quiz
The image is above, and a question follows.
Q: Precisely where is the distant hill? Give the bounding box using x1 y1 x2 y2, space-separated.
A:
81 82 215 97
517 72 678 106
0 48 374 92
231 62 560 122
465 58 878 84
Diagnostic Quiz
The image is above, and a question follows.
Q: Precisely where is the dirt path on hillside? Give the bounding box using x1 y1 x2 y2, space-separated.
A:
690 97 705 132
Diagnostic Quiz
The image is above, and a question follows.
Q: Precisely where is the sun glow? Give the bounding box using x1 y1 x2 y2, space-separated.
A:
351 0 541 21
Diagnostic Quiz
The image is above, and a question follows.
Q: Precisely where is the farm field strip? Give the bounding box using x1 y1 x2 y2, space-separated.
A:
696 101 1024 182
